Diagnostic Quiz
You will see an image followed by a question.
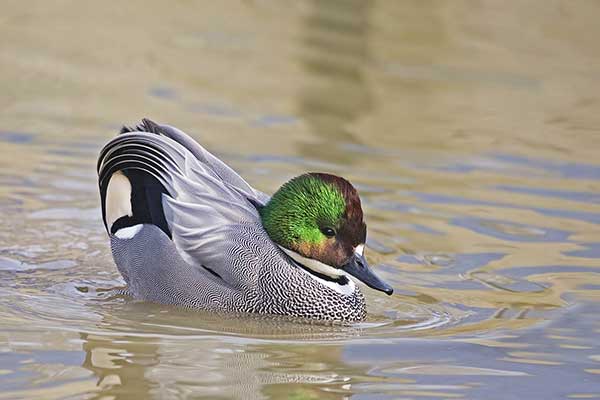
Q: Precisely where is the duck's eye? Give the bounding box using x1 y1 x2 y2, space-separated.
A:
321 227 336 238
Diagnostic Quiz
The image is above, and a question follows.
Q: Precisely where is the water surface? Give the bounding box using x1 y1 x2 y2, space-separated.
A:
1 1 600 399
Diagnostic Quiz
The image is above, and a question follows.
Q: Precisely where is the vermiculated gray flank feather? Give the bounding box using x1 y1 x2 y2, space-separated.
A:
98 119 367 322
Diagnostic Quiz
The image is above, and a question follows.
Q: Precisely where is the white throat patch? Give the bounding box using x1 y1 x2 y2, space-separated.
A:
280 247 344 277
279 246 356 296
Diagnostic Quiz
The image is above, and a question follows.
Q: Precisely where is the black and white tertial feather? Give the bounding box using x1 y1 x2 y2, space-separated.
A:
97 119 366 322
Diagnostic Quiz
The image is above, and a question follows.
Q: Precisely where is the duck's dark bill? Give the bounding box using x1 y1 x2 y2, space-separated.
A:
342 253 394 295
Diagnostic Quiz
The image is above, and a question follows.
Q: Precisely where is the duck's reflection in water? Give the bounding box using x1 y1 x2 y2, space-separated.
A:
79 303 365 399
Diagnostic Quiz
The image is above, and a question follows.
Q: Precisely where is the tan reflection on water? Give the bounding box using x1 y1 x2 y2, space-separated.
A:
297 0 373 164
1 1 600 399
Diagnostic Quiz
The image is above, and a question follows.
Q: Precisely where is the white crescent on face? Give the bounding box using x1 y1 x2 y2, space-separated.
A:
354 244 364 257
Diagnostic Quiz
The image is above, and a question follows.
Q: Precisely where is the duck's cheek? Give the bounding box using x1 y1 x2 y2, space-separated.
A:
307 242 329 262
292 241 320 260
315 242 349 269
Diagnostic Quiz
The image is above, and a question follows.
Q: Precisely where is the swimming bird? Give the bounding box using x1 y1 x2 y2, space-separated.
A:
97 119 393 322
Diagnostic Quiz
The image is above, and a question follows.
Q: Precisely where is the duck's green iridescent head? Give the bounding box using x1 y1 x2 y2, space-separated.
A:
260 173 393 295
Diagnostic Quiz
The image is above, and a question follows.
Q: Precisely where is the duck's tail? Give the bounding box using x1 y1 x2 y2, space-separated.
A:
97 119 173 238
98 118 270 242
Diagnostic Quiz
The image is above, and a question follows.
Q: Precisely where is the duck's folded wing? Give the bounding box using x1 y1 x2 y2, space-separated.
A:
121 119 270 205
98 119 269 290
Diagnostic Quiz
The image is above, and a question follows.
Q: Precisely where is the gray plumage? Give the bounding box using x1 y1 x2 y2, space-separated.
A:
98 119 366 322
